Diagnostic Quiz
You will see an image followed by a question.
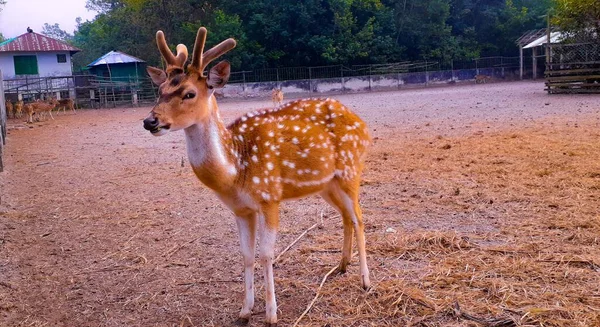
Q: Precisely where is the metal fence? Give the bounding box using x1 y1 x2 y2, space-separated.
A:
229 56 525 83
2 74 158 108
1 56 533 108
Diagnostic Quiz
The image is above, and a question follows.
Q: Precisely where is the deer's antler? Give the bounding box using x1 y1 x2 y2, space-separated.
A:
189 27 237 76
156 31 188 70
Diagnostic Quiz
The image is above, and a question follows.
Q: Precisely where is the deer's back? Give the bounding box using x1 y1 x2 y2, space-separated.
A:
227 98 370 201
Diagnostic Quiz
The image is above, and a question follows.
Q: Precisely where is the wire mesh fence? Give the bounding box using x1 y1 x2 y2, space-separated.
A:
546 41 600 94
1 56 530 108
229 56 524 83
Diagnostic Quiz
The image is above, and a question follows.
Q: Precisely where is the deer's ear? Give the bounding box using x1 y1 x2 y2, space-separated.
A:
207 61 231 89
147 66 167 85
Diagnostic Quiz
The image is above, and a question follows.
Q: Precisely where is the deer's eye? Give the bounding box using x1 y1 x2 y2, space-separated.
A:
183 92 196 100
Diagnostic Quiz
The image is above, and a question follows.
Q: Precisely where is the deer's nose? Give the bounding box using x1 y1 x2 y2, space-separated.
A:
143 116 159 131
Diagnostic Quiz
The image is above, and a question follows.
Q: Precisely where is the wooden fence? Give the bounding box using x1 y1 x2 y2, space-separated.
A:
546 42 600 94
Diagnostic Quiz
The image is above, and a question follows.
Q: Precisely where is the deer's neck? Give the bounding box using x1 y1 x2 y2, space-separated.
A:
184 103 237 193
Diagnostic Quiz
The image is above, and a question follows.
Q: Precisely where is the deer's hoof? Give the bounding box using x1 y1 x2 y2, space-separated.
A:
265 323 277 327
234 317 250 326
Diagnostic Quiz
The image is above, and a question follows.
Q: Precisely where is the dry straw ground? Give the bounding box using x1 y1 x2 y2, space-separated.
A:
0 81 599 326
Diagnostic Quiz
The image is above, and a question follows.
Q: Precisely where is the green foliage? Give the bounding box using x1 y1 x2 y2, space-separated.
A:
70 0 555 71
552 0 600 38
42 23 73 41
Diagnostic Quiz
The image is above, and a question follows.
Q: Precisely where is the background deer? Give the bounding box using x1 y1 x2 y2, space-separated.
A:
14 100 23 119
5 100 13 119
475 74 491 84
143 27 371 326
32 98 58 121
23 103 34 123
56 98 76 115
271 88 283 107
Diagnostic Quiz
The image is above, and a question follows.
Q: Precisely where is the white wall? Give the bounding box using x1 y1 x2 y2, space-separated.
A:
0 52 73 79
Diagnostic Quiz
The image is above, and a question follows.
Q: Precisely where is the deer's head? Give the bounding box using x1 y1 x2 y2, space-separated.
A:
143 27 236 136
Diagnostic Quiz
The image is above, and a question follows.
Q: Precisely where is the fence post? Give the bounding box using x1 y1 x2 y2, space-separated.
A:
519 46 524 80
368 65 372 91
425 60 429 85
242 71 247 96
308 67 312 93
340 65 345 92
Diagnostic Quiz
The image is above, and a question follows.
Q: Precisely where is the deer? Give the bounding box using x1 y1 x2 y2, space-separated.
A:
142 27 372 327
31 98 58 121
23 103 34 123
5 100 13 119
475 74 491 84
271 88 283 107
56 98 76 115
14 100 24 119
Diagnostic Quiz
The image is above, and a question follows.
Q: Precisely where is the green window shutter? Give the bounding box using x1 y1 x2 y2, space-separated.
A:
14 55 39 75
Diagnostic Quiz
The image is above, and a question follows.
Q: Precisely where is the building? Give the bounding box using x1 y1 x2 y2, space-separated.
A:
87 51 146 81
0 29 80 79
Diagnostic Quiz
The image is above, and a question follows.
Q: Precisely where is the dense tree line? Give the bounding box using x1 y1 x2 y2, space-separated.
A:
45 0 573 71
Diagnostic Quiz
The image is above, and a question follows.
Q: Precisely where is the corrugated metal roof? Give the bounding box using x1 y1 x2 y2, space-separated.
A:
523 32 564 49
0 32 80 53
87 51 146 67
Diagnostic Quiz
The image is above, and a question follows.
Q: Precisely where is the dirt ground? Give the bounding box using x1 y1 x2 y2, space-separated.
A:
1 81 599 327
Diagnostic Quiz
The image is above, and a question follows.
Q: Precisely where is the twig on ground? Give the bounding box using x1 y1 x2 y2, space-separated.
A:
452 302 517 327
274 222 320 264
292 265 338 327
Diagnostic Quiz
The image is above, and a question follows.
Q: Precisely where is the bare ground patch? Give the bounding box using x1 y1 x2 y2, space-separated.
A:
1 81 599 326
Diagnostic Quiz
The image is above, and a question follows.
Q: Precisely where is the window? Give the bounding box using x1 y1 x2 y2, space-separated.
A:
57 54 67 63
13 55 38 75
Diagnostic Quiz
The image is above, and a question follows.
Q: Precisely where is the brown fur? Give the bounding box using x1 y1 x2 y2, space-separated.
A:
14 100 23 119
23 103 35 123
31 98 58 121
475 74 491 84
56 98 76 114
5 100 13 119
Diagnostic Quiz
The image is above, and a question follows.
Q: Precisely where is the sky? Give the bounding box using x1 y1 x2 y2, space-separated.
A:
0 0 97 38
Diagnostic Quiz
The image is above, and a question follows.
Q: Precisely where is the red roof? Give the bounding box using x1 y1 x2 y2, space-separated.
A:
0 32 80 53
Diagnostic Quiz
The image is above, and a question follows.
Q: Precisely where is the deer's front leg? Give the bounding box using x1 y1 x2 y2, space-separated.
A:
235 213 257 325
259 203 279 326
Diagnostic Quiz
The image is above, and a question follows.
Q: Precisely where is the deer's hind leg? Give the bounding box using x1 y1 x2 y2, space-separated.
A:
321 178 371 290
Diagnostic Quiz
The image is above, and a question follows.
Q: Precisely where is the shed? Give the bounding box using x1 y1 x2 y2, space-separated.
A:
515 29 565 80
87 51 146 81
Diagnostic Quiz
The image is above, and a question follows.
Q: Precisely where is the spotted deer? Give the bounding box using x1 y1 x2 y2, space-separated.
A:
14 100 24 119
23 103 34 123
143 27 371 326
56 98 76 115
32 98 58 121
5 100 13 119
475 74 491 84
271 88 283 107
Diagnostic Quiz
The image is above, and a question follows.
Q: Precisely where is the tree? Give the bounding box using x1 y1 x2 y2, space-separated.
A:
393 0 456 62
86 0 123 13
553 0 600 38
42 23 73 41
